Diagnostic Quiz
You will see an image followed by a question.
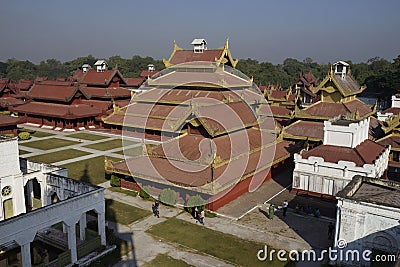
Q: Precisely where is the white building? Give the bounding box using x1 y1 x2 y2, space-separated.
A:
292 117 390 197
0 136 106 266
94 60 108 72
335 176 400 266
377 94 400 121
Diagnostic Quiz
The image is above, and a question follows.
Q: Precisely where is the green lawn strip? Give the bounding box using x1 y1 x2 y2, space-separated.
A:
147 217 289 266
30 131 55 138
83 139 137 151
61 156 121 185
26 149 90 164
105 199 151 225
21 138 79 150
108 187 138 198
142 253 194 267
18 149 30 155
66 132 108 141
113 146 143 157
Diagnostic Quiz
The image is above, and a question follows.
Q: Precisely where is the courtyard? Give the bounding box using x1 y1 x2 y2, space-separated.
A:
17 126 335 266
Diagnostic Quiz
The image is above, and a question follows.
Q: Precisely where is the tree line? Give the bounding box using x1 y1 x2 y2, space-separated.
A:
0 55 399 97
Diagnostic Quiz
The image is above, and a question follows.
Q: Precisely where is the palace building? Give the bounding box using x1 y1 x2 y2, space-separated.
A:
292 116 390 198
0 136 106 266
103 40 301 210
10 61 133 131
282 61 382 145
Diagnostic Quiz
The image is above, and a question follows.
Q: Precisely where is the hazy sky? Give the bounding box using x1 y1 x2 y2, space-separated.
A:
1 0 399 64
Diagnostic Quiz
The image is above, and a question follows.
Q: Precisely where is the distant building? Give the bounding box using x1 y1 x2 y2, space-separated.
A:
163 38 238 68
292 116 390 198
335 176 400 266
291 70 320 106
0 136 106 266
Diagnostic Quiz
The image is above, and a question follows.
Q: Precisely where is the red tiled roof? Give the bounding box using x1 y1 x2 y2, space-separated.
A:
169 50 224 65
28 84 80 102
302 99 372 118
0 114 20 127
124 77 145 87
80 87 131 99
16 79 33 91
76 69 126 86
80 99 112 111
0 97 26 108
269 106 292 117
269 91 288 99
285 121 324 140
377 134 400 149
13 102 101 119
36 80 72 86
381 107 400 115
302 139 386 167
139 70 160 78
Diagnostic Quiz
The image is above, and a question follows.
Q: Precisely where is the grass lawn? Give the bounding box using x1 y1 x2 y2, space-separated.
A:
18 149 30 155
114 146 143 157
108 187 138 198
27 149 90 164
31 131 55 138
83 139 137 151
20 138 79 150
105 199 151 225
66 132 108 141
61 156 120 185
147 218 292 266
142 254 194 267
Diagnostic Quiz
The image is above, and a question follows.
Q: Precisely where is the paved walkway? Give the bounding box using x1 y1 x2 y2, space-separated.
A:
104 189 333 266
17 125 334 266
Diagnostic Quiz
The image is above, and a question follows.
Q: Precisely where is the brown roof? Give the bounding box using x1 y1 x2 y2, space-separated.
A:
284 120 324 140
113 136 296 188
270 106 292 117
80 87 131 99
292 71 318 87
333 74 361 94
169 50 224 65
76 69 126 86
28 84 81 102
139 70 160 78
380 107 400 115
302 99 372 118
15 79 33 91
13 102 101 119
0 97 26 108
0 114 20 127
124 77 146 87
377 134 400 149
302 139 386 167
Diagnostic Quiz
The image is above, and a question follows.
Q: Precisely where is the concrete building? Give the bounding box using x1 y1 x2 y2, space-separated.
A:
335 176 400 266
0 136 106 266
292 116 390 198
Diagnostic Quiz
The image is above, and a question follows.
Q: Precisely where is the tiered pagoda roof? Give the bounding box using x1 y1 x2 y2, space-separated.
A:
106 62 299 196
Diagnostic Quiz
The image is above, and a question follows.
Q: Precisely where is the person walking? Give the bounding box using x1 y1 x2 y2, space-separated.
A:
282 200 288 217
268 204 274 219
199 209 205 225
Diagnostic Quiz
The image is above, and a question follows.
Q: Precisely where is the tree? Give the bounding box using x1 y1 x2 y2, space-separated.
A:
159 188 178 206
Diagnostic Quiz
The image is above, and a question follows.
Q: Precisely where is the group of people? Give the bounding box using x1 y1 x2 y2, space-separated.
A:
152 201 206 225
192 207 205 225
295 203 321 217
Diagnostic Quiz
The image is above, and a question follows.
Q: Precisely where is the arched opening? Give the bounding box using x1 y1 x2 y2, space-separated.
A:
3 198 13 219
24 178 42 211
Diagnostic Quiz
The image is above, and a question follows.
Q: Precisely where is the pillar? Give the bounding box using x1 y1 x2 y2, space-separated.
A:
20 242 31 267
66 223 77 263
97 211 106 246
79 213 87 241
